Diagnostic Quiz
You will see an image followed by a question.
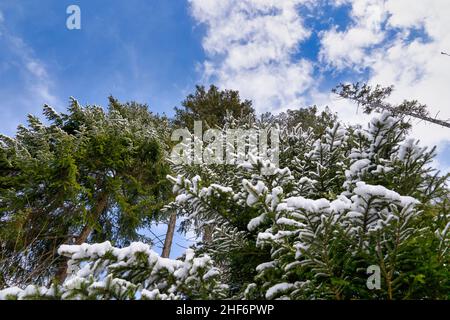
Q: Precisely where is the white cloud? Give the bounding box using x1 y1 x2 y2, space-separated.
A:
319 0 450 148
26 61 48 79
0 10 4 23
191 0 449 151
189 0 315 113
320 0 387 70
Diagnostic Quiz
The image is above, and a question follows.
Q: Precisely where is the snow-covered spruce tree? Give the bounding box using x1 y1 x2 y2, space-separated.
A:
166 106 336 295
168 111 449 299
1 103 448 300
0 241 227 300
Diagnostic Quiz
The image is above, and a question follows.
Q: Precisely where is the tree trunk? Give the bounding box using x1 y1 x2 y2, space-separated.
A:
202 224 214 243
55 191 108 282
161 212 177 258
371 101 450 128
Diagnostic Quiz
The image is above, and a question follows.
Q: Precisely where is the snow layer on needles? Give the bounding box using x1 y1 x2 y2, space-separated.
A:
353 182 420 207
265 283 295 299
277 196 351 214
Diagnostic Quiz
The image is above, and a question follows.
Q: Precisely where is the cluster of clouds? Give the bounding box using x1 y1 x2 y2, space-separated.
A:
189 0 450 156
189 0 315 113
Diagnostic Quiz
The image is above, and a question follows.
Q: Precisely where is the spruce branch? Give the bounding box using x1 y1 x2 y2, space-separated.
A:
333 83 450 129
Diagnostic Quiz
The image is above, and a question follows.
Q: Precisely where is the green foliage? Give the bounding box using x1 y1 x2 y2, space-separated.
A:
0 98 172 286
0 242 227 300
168 111 449 300
333 82 450 128
174 85 255 129
0 84 448 300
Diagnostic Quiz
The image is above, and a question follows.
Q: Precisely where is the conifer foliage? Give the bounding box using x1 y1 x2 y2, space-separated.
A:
167 111 449 299
0 98 172 286
0 89 448 300
0 242 227 300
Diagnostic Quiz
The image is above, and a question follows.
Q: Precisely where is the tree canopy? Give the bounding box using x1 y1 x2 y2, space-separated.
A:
173 85 255 129
0 98 172 286
0 85 448 300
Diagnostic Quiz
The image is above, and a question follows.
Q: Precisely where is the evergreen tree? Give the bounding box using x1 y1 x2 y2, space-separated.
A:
0 241 227 300
0 98 172 286
165 85 258 249
173 85 255 129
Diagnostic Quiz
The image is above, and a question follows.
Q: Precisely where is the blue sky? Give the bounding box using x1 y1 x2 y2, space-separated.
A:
1 0 449 257
0 0 205 132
